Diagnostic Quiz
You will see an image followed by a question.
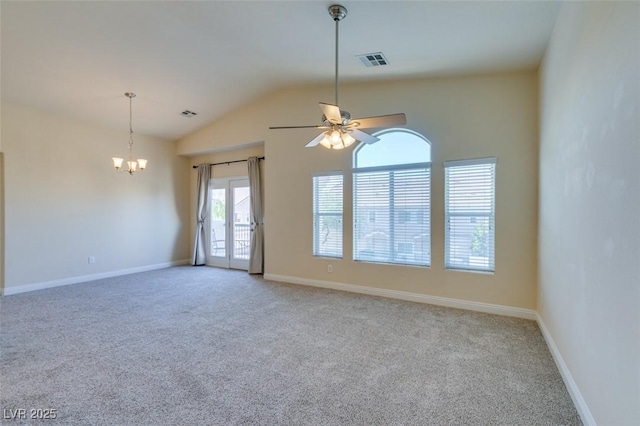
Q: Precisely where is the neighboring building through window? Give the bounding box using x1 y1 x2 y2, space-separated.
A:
444 158 496 272
353 129 431 267
312 173 343 258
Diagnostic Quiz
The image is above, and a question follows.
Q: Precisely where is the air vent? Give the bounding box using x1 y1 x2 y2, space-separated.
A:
181 110 198 118
356 52 389 67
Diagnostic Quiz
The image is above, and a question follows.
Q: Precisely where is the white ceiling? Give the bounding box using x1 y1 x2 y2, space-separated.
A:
1 1 561 141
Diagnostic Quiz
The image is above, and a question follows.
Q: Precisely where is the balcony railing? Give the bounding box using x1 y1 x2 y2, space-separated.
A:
210 222 251 260
233 223 250 260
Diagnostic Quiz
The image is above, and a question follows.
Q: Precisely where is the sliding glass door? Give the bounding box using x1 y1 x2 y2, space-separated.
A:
208 178 250 270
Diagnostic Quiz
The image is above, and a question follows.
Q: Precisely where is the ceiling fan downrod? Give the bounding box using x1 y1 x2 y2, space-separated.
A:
329 5 347 107
267 3 406 149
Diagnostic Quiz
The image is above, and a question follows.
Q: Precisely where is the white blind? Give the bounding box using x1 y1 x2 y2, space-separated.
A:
313 174 343 258
444 158 496 272
353 167 430 266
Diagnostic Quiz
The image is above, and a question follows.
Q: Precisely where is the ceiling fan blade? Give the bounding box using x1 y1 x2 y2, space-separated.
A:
350 129 380 144
319 102 342 124
269 125 328 129
350 113 407 129
305 132 327 148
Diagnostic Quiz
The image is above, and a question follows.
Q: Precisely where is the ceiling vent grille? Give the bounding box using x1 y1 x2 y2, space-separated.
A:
356 52 389 67
181 110 198 117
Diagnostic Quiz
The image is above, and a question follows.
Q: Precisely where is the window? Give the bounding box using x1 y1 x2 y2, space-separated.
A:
313 173 343 258
444 158 496 272
353 129 431 267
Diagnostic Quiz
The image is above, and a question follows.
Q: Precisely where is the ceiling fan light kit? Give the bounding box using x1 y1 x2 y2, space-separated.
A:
112 92 147 175
268 4 407 150
319 128 356 150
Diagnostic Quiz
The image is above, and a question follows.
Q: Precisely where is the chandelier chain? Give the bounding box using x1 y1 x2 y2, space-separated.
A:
129 94 133 146
112 92 146 174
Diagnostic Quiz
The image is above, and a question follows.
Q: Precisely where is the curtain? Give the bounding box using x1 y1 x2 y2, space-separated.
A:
192 163 211 266
247 157 264 274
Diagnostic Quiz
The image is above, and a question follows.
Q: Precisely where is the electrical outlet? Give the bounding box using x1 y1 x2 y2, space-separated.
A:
327 265 333 273
88 256 96 264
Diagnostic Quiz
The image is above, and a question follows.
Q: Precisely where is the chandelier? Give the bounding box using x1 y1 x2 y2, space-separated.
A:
112 92 147 174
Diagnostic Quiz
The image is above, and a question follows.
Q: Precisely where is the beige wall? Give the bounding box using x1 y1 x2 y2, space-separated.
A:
1 98 4 290
2 103 190 290
0 152 4 291
539 2 640 425
179 71 539 309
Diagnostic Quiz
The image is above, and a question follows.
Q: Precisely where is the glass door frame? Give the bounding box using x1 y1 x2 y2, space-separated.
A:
206 177 250 270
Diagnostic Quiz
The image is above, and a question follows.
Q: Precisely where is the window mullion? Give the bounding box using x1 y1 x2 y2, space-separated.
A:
313 180 319 255
389 171 395 261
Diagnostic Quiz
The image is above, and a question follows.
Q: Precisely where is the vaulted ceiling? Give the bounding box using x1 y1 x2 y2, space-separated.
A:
1 1 560 140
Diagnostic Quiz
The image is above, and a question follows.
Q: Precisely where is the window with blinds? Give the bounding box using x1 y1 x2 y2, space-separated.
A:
444 158 496 273
353 129 431 267
312 173 343 258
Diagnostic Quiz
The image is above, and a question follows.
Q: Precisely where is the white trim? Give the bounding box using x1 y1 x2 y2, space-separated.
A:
312 170 344 178
535 313 596 426
354 162 431 174
443 156 498 167
2 259 190 296
263 273 536 320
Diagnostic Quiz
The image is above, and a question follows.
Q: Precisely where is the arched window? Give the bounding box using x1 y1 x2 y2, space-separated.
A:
353 129 431 267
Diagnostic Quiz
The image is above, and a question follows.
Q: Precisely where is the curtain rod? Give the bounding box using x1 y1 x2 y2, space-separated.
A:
192 156 265 169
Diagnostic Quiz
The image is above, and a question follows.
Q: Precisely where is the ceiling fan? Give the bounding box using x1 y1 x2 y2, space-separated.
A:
269 4 407 150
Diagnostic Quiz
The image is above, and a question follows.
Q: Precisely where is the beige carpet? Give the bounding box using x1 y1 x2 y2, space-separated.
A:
0 266 581 425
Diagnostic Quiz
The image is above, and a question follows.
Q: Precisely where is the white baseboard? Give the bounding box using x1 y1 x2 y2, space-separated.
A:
536 313 596 426
2 259 190 296
263 273 537 320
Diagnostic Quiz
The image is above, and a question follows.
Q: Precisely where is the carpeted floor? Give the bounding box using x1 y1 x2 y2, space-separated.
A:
0 266 581 425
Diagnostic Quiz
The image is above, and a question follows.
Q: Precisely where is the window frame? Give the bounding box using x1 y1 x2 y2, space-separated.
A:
444 157 497 273
352 129 432 267
312 172 344 259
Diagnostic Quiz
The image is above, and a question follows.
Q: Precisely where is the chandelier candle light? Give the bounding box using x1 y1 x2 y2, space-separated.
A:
112 92 147 174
